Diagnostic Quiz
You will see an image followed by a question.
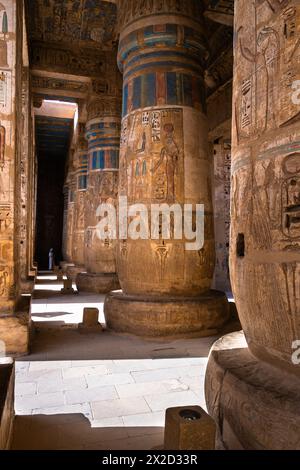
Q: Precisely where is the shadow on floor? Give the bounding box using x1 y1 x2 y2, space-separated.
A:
32 312 75 319
12 415 164 450
20 327 222 361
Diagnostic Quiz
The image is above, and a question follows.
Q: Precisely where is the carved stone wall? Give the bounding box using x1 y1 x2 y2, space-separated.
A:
212 137 231 292
205 0 300 450
231 0 300 368
0 0 19 314
0 0 32 355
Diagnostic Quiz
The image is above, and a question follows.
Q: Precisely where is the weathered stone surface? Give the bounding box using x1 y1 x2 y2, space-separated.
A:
66 265 85 282
61 278 75 295
0 295 31 356
230 0 300 372
164 406 215 451
205 332 300 450
78 308 103 334
205 0 300 450
0 360 15 450
104 290 229 338
76 272 120 294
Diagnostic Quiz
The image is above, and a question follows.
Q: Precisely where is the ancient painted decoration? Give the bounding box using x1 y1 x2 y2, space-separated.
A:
83 80 121 276
213 138 231 292
0 2 8 67
31 76 89 94
115 0 220 298
31 44 106 76
28 0 117 49
0 121 5 169
119 108 184 204
231 0 300 365
234 0 300 145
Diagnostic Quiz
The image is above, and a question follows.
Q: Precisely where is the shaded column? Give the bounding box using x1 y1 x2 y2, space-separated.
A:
63 162 76 268
72 120 88 269
76 95 121 293
0 0 31 355
104 0 229 337
205 0 300 449
16 65 35 294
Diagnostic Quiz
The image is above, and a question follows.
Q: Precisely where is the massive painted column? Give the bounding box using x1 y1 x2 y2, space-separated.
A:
205 0 300 449
104 0 229 336
0 0 31 355
76 93 121 293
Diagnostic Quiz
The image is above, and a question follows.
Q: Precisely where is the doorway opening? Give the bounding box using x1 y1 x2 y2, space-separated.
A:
34 99 78 269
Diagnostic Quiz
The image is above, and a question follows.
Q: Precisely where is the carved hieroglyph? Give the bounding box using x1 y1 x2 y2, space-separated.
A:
72 119 88 267
231 0 300 369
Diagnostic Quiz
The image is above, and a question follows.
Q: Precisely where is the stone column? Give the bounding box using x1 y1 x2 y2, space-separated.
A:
64 166 76 266
76 94 121 293
61 183 69 265
16 64 35 295
0 0 31 355
27 78 38 280
72 119 88 270
104 0 229 337
205 0 300 449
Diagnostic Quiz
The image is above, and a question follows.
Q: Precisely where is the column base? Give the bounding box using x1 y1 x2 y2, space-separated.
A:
0 296 32 357
60 261 73 270
65 265 85 281
20 275 35 295
78 323 104 334
205 331 300 450
104 290 229 338
76 272 120 294
0 360 14 449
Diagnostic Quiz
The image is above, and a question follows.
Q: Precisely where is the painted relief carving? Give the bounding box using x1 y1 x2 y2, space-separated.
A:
0 121 5 169
0 2 8 68
31 76 89 94
0 204 11 233
281 153 300 239
237 23 279 136
29 0 117 49
117 0 202 32
235 1 300 141
120 108 183 204
151 123 179 203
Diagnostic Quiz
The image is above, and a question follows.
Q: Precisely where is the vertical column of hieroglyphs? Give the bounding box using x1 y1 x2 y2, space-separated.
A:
72 108 88 269
65 151 76 265
231 0 300 366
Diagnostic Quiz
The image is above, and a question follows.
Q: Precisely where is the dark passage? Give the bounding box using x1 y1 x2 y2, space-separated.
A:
35 115 73 269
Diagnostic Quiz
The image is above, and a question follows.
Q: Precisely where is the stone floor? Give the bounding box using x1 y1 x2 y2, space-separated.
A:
12 274 237 450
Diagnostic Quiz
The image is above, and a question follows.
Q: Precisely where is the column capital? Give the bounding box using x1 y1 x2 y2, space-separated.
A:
87 96 122 122
116 0 204 33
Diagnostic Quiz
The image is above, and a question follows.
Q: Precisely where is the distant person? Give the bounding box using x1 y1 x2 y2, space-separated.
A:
48 248 55 271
